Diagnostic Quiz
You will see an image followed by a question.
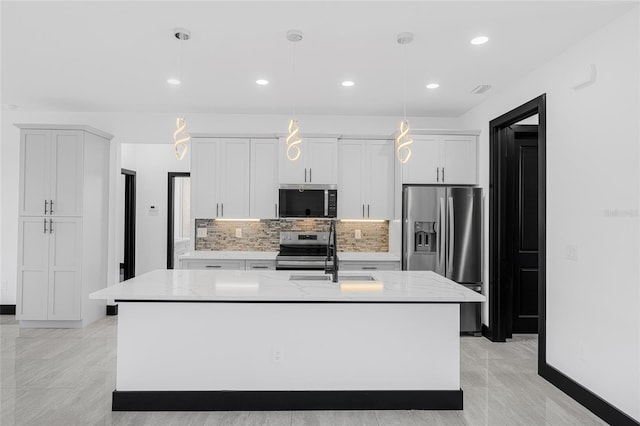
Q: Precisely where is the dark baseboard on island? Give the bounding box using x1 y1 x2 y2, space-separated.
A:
112 389 463 411
0 304 16 315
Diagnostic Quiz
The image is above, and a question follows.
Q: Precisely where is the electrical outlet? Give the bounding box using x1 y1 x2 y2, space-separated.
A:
271 348 282 362
565 245 578 261
235 228 242 238
355 229 362 239
196 227 208 238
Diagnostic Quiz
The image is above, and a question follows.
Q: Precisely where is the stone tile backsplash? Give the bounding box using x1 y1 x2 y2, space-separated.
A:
194 219 388 252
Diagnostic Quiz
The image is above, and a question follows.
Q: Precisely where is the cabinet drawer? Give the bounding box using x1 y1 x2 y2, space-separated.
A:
340 261 400 271
246 260 276 270
180 259 245 270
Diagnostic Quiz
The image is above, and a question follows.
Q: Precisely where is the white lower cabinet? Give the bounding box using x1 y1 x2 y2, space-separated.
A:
340 261 401 271
180 259 246 270
245 260 276 270
17 217 82 320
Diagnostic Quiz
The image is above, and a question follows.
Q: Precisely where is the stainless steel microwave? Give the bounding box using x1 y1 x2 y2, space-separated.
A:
279 185 337 218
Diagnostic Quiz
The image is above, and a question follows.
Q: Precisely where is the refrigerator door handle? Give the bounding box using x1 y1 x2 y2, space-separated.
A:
439 198 446 271
447 196 454 278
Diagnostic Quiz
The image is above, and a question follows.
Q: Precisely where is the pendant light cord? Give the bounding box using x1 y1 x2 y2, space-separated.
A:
292 41 297 118
403 44 407 121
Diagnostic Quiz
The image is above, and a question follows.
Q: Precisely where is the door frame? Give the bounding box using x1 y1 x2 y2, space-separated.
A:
121 168 136 280
487 94 547 367
167 172 190 269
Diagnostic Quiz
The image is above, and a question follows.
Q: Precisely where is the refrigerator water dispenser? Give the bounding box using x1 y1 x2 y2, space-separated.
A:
414 221 436 253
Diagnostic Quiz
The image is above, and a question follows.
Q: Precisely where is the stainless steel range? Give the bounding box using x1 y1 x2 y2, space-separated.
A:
275 231 334 270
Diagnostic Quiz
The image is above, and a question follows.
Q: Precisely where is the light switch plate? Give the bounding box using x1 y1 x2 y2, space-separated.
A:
565 244 578 261
196 228 208 238
235 228 242 238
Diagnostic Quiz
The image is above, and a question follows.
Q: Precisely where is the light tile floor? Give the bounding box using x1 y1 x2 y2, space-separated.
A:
0 315 605 425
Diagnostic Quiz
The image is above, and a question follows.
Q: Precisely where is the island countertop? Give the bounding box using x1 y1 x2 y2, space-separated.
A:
90 269 485 303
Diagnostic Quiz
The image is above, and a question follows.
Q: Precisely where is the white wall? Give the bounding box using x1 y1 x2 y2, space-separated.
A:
461 8 640 421
1 110 461 304
120 144 190 276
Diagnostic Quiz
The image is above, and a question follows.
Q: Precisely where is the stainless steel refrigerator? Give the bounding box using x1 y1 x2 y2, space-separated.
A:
402 186 483 334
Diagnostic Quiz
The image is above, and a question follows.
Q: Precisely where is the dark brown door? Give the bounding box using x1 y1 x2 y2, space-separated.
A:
506 125 539 334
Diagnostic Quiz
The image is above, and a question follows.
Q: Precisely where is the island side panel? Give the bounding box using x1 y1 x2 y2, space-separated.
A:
116 302 460 391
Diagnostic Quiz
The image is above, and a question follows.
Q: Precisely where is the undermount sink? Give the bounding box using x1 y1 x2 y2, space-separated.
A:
289 274 330 281
338 275 377 282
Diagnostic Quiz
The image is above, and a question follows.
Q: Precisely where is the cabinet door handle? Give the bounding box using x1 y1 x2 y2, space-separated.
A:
44 218 47 234
44 200 48 215
205 265 221 268
49 219 53 234
275 203 278 218
304 168 307 183
221 203 224 217
362 204 365 218
251 266 269 269
309 168 312 182
362 266 378 270
367 204 370 218
50 200 54 214
442 167 445 182
216 203 219 217
436 167 440 182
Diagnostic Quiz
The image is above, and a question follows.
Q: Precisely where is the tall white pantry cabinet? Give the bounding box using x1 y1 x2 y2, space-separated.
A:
15 124 112 328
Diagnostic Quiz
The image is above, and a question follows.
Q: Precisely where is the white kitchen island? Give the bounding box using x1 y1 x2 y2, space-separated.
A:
90 269 485 411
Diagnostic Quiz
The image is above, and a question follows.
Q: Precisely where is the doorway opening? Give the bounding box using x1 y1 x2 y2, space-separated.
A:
167 172 190 269
488 94 547 371
121 169 136 281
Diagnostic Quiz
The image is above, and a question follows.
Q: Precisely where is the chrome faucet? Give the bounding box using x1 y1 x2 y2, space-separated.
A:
325 220 339 282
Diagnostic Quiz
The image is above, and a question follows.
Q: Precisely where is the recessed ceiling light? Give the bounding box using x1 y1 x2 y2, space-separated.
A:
342 81 355 87
426 83 439 89
470 36 489 45
256 79 269 86
167 78 181 85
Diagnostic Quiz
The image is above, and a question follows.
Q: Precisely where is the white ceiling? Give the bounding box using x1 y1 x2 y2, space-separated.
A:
1 1 635 117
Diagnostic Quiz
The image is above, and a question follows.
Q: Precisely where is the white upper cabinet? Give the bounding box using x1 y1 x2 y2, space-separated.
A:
19 130 84 217
401 133 477 185
279 137 338 185
219 139 251 218
191 138 251 219
191 141 218 219
250 138 279 219
441 135 478 184
338 141 366 218
401 135 440 184
339 139 394 219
